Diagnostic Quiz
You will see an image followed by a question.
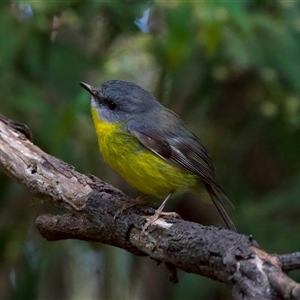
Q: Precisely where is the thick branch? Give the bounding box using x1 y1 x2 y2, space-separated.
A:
1 113 300 299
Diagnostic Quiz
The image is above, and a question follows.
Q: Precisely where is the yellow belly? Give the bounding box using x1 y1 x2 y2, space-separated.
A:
92 109 198 198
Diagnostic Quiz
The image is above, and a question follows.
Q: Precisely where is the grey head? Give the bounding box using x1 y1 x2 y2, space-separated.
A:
79 80 162 123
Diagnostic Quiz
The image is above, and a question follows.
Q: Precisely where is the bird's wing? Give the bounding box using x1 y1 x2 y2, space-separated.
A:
126 112 236 232
126 115 225 196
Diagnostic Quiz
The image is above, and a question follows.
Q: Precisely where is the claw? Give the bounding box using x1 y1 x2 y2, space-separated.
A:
142 211 180 232
141 192 179 232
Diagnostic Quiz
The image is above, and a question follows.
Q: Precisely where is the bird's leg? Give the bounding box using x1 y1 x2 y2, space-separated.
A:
142 192 180 232
114 194 147 218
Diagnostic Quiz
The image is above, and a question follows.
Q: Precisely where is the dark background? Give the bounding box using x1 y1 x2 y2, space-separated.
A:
1 1 300 299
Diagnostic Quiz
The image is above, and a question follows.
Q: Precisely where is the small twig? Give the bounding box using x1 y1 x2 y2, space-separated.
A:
278 252 300 272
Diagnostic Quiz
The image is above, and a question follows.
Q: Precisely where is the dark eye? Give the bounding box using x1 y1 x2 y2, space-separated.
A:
107 100 117 110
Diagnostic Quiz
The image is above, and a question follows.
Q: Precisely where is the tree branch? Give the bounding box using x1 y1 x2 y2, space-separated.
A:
1 113 300 299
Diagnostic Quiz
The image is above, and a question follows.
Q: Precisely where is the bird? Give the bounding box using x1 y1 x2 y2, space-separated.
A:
79 80 236 232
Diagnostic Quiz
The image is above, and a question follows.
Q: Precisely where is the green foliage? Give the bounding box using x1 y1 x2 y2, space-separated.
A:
1 1 300 299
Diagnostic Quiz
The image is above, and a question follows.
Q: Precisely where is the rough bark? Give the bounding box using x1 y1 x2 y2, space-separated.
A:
1 113 300 299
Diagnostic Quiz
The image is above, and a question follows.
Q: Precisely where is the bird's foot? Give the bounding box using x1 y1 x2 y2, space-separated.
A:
114 194 147 218
141 210 181 232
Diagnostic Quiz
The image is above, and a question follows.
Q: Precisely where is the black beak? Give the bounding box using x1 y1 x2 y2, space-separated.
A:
79 82 96 96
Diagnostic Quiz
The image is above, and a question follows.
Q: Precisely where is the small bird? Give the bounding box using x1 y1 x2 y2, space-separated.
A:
79 80 236 232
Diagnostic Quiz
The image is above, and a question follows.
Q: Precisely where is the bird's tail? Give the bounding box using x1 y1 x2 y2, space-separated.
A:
204 183 237 232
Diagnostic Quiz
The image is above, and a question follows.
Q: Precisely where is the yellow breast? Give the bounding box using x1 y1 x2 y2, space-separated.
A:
91 108 198 198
